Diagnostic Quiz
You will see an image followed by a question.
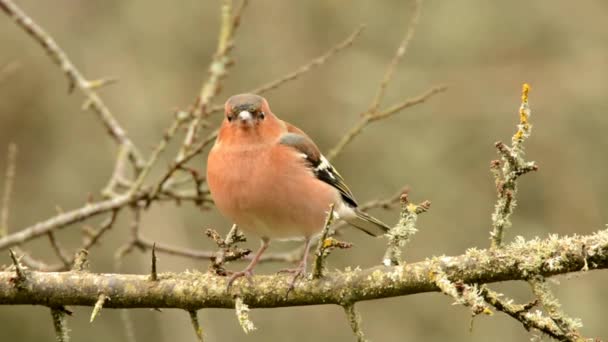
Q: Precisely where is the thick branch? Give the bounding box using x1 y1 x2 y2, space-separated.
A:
1 230 605 309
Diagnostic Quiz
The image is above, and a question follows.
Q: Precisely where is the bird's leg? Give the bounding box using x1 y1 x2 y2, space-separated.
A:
278 237 313 292
226 237 270 291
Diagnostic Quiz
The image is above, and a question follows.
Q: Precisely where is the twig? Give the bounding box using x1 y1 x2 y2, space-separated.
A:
235 296 256 334
383 192 430 266
430 261 492 317
529 277 583 340
90 294 108 323
8 248 26 284
120 309 137 342
72 249 89 272
128 115 188 197
1 143 17 237
343 304 368 342
102 144 131 198
0 193 136 251
47 232 71 268
0 0 144 168
148 129 218 207
327 85 446 160
81 210 119 252
216 24 364 116
188 310 204 342
149 243 158 281
366 0 422 116
312 204 335 279
50 306 70 342
490 84 538 249
480 286 565 340
177 0 247 161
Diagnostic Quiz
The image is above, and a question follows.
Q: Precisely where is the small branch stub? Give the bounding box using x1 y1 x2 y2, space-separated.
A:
383 192 429 266
149 243 158 281
8 249 27 287
90 294 108 323
50 306 71 342
235 296 256 334
312 204 336 279
71 249 89 272
188 310 204 342
343 303 368 342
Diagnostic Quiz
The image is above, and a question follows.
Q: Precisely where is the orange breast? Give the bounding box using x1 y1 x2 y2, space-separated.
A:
207 143 339 239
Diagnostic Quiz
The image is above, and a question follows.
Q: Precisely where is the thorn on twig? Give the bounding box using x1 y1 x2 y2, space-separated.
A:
188 310 204 342
149 243 158 281
84 76 119 91
90 294 108 323
72 249 89 272
312 204 336 279
8 248 27 286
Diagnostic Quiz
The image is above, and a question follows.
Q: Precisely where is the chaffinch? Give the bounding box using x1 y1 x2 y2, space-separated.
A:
207 94 390 289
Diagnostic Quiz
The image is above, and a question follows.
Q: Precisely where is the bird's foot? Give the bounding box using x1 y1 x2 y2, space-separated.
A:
226 269 254 292
278 263 307 295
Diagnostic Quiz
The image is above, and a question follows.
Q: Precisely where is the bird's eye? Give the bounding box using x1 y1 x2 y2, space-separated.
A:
227 115 234 122
259 111 265 120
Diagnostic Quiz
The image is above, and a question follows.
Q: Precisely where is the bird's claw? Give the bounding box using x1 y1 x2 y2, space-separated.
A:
278 264 307 295
226 269 254 291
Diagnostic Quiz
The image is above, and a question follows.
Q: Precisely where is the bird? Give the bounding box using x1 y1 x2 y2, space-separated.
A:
206 93 391 290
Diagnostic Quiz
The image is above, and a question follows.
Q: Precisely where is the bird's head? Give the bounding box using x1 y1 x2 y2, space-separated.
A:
218 94 283 145
224 94 270 129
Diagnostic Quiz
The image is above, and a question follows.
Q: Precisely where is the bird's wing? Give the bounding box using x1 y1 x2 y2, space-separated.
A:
279 123 358 207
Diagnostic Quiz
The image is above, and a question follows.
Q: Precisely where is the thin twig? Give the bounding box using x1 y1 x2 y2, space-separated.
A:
529 277 583 340
490 84 537 249
148 129 218 207
312 204 335 279
0 193 136 251
128 115 188 197
480 286 565 340
0 0 144 168
1 143 17 238
208 25 365 117
327 84 446 161
50 307 70 342
343 304 368 342
177 0 246 161
367 0 422 116
47 232 71 268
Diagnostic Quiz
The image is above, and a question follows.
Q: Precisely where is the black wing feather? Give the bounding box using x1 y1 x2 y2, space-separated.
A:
279 133 358 207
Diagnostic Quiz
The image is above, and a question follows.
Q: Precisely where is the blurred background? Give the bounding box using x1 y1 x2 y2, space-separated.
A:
1 0 607 341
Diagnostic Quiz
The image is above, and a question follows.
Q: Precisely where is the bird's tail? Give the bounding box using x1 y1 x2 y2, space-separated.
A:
344 208 391 237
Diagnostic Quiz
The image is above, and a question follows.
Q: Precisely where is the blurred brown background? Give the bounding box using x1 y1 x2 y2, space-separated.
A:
1 1 607 341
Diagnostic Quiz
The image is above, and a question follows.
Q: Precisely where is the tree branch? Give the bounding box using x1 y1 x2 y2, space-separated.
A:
1 229 605 308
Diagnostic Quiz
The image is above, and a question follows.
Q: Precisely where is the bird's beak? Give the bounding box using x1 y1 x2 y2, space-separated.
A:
237 110 253 126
